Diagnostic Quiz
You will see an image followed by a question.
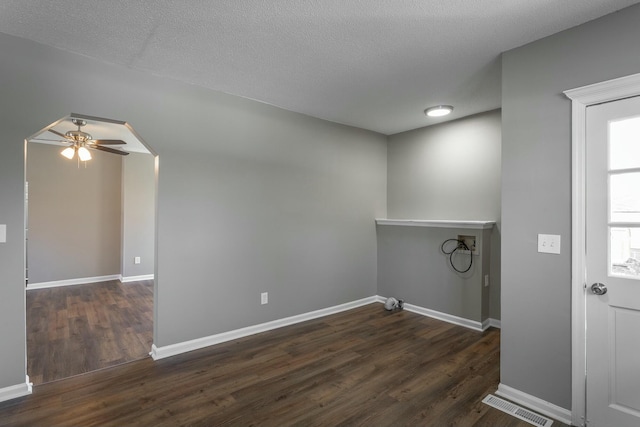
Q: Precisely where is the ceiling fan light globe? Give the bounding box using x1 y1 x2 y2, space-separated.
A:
61 146 75 159
78 146 92 161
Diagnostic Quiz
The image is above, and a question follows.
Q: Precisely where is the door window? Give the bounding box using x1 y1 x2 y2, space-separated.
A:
609 116 640 278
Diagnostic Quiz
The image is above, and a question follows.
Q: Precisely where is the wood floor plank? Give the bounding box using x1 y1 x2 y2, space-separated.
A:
26 280 154 384
6 303 571 426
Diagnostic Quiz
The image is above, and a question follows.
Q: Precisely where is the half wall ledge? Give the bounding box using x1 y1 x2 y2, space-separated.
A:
375 219 495 229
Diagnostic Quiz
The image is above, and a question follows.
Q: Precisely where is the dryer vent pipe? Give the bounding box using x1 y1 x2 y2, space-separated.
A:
384 297 404 311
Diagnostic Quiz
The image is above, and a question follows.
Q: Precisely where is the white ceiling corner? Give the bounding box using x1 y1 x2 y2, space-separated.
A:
1 0 639 135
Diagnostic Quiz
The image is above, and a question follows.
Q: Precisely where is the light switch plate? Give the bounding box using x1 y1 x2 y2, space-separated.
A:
538 234 561 254
0 224 6 243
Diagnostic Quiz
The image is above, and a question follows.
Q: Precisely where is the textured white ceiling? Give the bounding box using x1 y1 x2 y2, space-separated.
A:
1 0 638 134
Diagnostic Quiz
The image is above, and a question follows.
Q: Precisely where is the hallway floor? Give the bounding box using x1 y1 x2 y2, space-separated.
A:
26 279 153 384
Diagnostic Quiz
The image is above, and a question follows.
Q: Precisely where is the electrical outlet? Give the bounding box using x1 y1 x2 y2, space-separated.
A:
261 292 268 305
134 256 141 264
484 274 490 287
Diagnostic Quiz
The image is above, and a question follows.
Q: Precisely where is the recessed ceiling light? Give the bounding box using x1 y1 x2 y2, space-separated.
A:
424 105 453 117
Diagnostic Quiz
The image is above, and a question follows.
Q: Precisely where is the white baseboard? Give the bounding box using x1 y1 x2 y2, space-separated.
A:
120 274 154 283
377 296 500 332
27 274 121 290
374 295 387 304
482 318 502 330
496 383 572 425
151 296 500 361
0 376 32 403
402 301 484 332
151 296 379 360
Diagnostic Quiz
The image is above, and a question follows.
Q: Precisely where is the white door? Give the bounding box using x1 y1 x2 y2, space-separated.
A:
585 96 640 427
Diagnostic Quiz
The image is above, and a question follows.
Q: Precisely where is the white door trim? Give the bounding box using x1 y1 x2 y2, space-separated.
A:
564 72 640 427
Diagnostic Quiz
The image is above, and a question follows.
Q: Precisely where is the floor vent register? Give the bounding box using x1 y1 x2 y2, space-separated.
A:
482 394 553 427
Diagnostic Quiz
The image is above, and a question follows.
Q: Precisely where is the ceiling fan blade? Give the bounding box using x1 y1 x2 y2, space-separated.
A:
47 128 68 139
92 139 126 145
90 145 129 156
30 137 68 143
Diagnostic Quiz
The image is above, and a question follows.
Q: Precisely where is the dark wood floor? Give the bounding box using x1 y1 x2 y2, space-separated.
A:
3 303 569 426
26 279 154 384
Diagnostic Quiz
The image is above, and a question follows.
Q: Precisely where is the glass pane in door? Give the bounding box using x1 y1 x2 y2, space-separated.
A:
610 173 640 223
609 115 640 279
611 227 640 278
610 116 640 170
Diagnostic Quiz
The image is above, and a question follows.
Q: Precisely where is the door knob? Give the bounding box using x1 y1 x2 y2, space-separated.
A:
591 282 608 295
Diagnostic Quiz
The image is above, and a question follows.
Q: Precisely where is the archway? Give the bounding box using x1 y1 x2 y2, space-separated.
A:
25 113 158 384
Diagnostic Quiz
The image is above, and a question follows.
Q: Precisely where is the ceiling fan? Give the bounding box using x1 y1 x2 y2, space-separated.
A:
35 118 129 161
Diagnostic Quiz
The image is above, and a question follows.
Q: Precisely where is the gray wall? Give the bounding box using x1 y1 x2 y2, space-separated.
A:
0 107 26 390
377 225 491 322
122 152 155 279
0 32 386 391
387 110 502 221
386 111 502 319
26 143 122 283
501 4 640 410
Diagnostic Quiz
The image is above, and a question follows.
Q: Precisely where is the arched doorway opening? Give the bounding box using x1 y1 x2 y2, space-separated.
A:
24 113 158 384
